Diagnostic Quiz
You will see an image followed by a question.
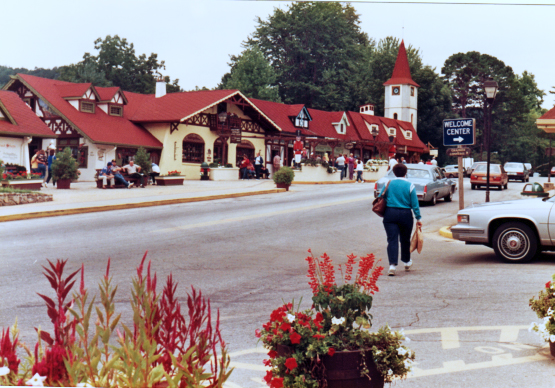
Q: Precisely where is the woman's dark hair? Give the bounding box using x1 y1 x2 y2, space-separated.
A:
392 163 407 177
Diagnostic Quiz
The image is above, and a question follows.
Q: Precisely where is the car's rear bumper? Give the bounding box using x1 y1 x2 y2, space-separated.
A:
470 179 502 186
451 225 488 243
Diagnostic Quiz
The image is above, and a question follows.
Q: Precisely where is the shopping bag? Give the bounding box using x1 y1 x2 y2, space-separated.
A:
410 224 423 253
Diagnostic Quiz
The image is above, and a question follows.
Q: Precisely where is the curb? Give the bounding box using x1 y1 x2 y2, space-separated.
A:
293 180 356 185
0 188 286 223
439 226 454 239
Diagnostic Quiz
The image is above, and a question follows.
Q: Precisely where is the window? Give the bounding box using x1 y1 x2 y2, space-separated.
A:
393 113 398 120
411 114 414 124
109 105 123 117
182 134 205 163
57 138 87 168
80 101 95 113
340 124 344 133
411 87 415 97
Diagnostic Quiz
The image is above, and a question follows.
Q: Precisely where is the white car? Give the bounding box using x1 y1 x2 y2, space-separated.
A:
451 197 555 262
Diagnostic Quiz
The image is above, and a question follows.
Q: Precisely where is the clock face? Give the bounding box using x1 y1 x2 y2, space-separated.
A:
392 86 400 95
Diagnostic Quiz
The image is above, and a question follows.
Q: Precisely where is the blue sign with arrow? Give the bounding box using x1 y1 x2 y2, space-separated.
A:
443 118 475 146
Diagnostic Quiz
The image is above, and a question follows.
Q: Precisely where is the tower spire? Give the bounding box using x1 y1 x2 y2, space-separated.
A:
383 40 419 88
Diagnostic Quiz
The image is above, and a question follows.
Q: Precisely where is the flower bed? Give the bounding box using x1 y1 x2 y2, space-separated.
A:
529 273 555 356
155 176 185 186
294 165 341 182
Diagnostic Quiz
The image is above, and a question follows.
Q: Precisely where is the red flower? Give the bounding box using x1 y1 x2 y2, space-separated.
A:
289 331 301 344
546 281 552 289
264 370 273 384
255 329 262 338
268 350 277 359
263 359 272 367
284 357 298 371
312 334 325 340
280 322 291 332
270 377 284 388
328 347 336 357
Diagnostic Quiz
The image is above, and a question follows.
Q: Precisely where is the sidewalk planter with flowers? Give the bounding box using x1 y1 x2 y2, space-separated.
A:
257 251 415 387
1 171 43 190
0 253 231 387
363 160 389 182
210 166 240 181
529 273 555 356
156 171 185 186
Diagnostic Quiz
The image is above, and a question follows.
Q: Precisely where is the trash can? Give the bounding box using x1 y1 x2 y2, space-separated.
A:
200 162 210 181
521 182 549 197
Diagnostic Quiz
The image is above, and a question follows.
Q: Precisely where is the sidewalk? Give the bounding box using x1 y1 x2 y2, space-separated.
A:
0 180 286 222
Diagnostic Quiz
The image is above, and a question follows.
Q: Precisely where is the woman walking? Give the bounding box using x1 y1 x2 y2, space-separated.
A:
378 163 422 276
355 159 364 183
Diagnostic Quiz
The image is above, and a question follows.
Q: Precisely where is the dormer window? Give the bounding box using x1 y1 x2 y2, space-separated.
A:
370 125 379 137
388 127 396 137
80 101 95 113
406 130 412 140
110 105 123 117
411 87 415 97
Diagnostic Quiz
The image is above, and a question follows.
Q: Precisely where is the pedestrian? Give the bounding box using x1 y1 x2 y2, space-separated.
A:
37 149 47 184
431 157 438 166
347 153 355 180
418 160 424 165
336 154 345 180
254 151 264 179
273 153 281 175
355 159 364 183
123 160 146 187
45 149 56 187
301 147 309 160
110 160 132 188
378 163 422 276
388 155 398 171
240 154 250 180
426 159 432 165
150 162 161 184
401 157 406 165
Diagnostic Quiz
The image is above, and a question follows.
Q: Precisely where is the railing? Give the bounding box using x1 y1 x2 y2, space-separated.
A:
209 114 242 132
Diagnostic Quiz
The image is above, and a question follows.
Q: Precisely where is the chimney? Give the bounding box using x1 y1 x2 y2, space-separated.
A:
155 76 166 98
359 103 374 116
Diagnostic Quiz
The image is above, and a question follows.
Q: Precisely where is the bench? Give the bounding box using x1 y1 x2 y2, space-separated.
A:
95 170 148 189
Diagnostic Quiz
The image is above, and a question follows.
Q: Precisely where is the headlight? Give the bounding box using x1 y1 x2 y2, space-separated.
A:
457 214 469 223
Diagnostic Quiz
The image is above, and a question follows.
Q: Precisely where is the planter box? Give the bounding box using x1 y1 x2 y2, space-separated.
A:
363 165 389 182
156 176 185 186
294 164 341 182
209 167 240 181
1 179 43 190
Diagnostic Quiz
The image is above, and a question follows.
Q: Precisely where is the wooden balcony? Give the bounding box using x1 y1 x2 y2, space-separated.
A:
209 114 242 133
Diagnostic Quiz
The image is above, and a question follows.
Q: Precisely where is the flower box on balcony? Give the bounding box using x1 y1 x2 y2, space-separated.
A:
156 176 185 186
1 179 43 190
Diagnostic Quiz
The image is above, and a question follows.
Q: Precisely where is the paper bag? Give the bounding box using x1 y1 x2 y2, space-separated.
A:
410 224 423 253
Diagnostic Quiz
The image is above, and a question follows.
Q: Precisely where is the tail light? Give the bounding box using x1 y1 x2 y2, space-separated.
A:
493 176 500 181
374 182 378 191
516 172 523 175
424 186 427 194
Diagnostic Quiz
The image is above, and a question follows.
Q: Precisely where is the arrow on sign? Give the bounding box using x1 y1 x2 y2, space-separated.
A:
453 136 464 143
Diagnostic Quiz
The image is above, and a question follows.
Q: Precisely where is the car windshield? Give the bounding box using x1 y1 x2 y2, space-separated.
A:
504 163 522 169
475 165 500 173
445 165 457 169
406 169 432 179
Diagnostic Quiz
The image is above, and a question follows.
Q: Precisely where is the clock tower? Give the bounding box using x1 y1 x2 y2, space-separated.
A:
383 40 419 130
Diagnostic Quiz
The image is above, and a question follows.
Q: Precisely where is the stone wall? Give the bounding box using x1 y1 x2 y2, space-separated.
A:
0 192 53 206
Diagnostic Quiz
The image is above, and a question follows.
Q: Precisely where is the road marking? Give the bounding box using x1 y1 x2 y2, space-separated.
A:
499 326 520 342
440 328 460 349
151 197 370 233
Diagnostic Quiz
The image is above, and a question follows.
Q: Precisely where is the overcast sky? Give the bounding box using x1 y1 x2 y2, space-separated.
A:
3 0 554 109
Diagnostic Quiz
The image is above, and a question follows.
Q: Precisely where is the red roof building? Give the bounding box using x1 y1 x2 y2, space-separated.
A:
537 105 555 133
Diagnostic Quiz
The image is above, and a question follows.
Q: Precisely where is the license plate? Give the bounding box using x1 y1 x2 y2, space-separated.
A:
481 177 487 180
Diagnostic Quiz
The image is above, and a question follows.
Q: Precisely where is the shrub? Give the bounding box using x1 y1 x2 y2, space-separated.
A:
51 148 79 180
134 147 151 175
273 166 295 185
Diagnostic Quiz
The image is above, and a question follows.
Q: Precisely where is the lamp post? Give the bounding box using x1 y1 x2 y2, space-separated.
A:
484 78 498 203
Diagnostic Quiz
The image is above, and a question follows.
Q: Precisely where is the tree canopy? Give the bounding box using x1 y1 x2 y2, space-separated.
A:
0 66 60 89
58 35 181 94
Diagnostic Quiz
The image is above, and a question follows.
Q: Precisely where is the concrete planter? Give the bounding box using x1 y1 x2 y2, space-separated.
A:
2 179 43 190
210 167 240 181
363 165 389 182
295 165 341 182
156 176 185 186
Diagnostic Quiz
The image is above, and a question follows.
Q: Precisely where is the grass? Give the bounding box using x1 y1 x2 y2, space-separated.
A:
0 187 36 194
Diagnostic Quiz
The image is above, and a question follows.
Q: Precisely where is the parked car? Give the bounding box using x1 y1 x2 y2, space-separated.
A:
503 162 530 182
524 163 532 172
374 164 457 206
470 164 508 190
468 162 486 176
443 165 459 178
451 196 555 262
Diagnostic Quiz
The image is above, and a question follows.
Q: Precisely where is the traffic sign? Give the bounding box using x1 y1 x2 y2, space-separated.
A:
446 147 471 157
443 119 475 146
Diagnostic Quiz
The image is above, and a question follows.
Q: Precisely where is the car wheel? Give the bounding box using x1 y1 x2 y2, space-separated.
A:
444 189 453 202
526 176 530 182
429 193 437 206
504 183 508 189
471 184 476 190
499 184 503 191
492 222 538 263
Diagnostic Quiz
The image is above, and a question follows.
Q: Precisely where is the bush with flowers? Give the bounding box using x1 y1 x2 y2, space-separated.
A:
257 250 415 388
165 171 182 176
2 171 42 181
0 253 231 387
529 274 555 343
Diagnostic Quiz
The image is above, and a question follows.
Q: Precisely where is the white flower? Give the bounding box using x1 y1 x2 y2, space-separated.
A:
397 347 407 356
404 359 413 368
405 337 411 344
387 369 393 376
0 366 9 376
331 317 345 325
286 313 296 323
26 373 47 387
529 322 537 332
550 335 555 342
77 383 93 387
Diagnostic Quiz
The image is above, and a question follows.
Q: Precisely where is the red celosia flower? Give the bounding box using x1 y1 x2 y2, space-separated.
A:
255 329 262 338
268 350 277 359
546 281 552 289
328 347 336 356
284 357 298 371
289 331 301 344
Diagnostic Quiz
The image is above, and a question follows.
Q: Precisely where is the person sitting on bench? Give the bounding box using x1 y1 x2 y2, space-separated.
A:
98 162 117 189
110 161 131 188
123 160 146 188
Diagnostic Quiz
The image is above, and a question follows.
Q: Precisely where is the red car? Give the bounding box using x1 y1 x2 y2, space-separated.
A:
470 164 508 190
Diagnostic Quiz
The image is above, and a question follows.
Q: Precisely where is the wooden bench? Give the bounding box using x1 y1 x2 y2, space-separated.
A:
95 172 148 189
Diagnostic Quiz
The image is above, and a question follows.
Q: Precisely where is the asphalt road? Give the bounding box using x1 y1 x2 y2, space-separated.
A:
1 178 554 387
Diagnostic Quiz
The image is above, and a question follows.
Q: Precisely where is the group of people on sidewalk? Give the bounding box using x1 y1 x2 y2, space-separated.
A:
31 148 56 188
335 153 365 183
98 160 148 189
239 151 271 180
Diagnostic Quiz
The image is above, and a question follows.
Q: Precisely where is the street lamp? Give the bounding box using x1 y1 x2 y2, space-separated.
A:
218 111 227 125
484 78 498 203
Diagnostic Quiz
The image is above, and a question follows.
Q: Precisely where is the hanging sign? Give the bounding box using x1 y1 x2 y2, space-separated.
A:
344 142 354 150
230 128 241 144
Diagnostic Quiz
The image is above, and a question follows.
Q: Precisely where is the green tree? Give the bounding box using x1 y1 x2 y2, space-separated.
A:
248 2 372 111
0 65 60 88
133 147 151 175
58 35 181 94
219 46 281 102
